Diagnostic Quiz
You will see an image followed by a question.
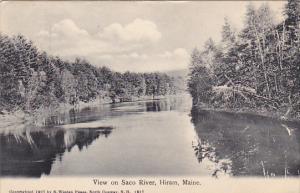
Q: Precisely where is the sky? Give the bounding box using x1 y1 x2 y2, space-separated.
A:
1 1 286 72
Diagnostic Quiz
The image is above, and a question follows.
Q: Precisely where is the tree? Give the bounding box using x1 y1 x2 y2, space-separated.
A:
61 69 77 105
285 0 300 44
187 1 299 118
282 0 300 116
0 34 23 111
0 34 178 113
188 47 214 105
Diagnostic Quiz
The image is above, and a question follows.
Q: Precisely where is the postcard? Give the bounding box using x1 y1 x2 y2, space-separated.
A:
0 1 299 193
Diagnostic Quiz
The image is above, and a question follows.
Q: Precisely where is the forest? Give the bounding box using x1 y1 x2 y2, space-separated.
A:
0 34 177 115
188 0 300 119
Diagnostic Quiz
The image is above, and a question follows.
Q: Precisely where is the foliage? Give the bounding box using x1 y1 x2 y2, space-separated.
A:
0 34 177 113
188 0 300 118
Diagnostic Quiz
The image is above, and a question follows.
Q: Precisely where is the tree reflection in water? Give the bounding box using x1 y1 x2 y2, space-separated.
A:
0 97 188 178
190 106 300 177
192 138 232 178
0 126 113 177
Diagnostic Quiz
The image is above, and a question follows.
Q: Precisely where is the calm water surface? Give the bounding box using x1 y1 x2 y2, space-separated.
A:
1 95 299 178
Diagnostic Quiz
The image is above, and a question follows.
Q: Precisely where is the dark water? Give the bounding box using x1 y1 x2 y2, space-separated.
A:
191 107 300 177
1 95 299 178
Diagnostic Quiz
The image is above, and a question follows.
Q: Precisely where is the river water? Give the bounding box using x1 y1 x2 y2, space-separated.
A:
1 95 299 178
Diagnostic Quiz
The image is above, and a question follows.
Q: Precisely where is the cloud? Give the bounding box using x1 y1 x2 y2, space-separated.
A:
118 52 148 59
37 19 89 39
98 18 161 43
34 19 129 58
37 30 51 37
52 19 89 37
173 48 189 58
159 51 172 58
35 18 188 72
36 19 98 57
36 18 161 57
159 48 189 59
91 48 189 72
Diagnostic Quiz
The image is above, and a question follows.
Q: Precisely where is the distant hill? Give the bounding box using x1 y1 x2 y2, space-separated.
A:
164 68 189 93
164 68 189 79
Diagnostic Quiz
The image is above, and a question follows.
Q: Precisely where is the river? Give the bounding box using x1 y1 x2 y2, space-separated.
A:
1 95 299 178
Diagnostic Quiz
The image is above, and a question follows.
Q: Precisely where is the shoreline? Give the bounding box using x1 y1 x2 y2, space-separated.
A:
0 95 177 130
1 94 298 132
192 104 300 123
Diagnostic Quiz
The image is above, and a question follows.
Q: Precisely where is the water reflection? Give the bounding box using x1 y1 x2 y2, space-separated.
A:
146 100 162 112
190 106 300 177
0 96 188 177
44 97 188 126
0 126 113 177
3 96 298 178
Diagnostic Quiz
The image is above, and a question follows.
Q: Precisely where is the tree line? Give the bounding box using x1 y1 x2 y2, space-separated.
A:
188 0 300 118
0 34 177 113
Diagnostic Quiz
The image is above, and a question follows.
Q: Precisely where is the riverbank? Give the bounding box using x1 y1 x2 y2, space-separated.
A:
192 103 300 122
0 94 174 131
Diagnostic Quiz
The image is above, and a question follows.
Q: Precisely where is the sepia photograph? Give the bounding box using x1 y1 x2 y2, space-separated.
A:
0 0 299 192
